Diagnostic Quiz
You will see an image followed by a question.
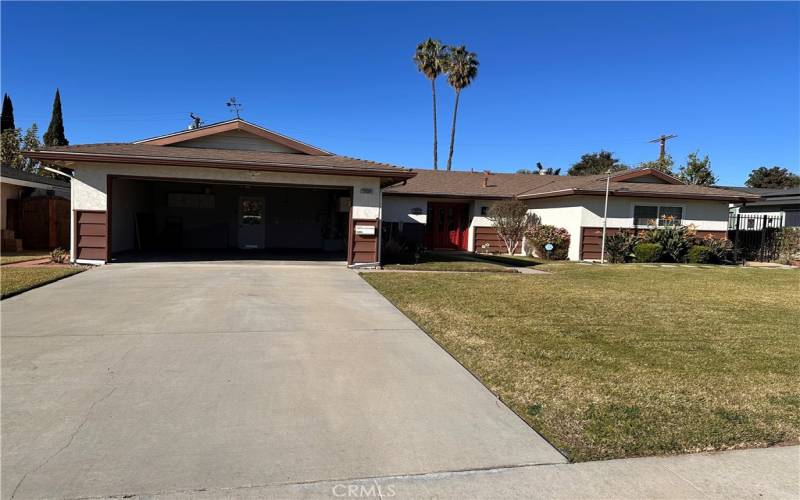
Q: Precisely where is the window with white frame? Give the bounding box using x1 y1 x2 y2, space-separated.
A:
633 205 683 226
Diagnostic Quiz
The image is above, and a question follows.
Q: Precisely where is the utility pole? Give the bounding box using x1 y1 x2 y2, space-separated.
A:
648 134 677 160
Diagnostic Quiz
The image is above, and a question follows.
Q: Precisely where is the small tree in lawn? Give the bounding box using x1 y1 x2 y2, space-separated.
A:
487 199 537 255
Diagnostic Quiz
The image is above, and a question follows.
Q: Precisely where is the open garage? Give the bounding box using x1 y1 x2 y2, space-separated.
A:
26 119 414 266
109 177 352 261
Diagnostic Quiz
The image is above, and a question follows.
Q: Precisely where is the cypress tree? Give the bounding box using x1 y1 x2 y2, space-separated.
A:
1 94 15 132
44 89 68 146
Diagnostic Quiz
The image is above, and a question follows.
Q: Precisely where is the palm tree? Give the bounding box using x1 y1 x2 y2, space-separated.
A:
536 162 561 175
413 39 448 170
445 46 479 171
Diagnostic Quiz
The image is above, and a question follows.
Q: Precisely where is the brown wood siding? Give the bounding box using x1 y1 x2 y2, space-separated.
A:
580 227 728 260
473 226 505 254
349 219 379 265
76 210 107 261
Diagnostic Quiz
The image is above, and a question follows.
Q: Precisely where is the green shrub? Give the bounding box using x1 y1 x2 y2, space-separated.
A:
382 239 414 265
645 226 692 262
604 230 640 263
687 245 713 264
777 227 800 264
525 225 571 260
701 237 734 264
634 242 663 263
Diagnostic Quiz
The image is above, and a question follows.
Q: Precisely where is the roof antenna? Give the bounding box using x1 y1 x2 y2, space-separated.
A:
226 97 242 119
188 112 202 130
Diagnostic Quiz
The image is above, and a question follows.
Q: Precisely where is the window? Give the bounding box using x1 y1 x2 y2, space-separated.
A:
480 206 489 216
633 205 683 226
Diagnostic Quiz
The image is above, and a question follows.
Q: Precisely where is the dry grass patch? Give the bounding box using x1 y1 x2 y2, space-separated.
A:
362 265 800 461
1 266 85 299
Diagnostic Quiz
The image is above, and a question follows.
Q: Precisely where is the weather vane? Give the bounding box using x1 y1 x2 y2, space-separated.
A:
226 97 243 119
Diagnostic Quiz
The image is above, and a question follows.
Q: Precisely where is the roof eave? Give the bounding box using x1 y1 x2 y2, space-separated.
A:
23 150 415 180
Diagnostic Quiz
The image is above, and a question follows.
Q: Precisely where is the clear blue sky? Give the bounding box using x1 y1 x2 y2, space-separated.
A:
2 2 798 184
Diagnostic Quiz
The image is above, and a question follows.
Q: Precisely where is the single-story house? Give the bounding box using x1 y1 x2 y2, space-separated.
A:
25 119 413 265
723 186 800 228
383 168 760 261
24 118 759 265
1 165 71 251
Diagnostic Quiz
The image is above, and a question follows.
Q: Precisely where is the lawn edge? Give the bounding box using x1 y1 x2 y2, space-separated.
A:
0 267 87 300
358 271 573 463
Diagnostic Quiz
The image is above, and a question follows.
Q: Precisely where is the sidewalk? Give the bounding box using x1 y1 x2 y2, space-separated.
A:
147 446 798 499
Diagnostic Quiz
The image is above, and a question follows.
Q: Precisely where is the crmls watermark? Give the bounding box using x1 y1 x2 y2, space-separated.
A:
331 483 396 497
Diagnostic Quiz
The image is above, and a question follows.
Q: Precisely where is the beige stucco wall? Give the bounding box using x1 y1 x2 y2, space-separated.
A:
70 161 382 261
381 194 732 261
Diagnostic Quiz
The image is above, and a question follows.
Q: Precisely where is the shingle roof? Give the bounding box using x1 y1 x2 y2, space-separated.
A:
384 169 760 202
1 165 70 188
718 186 800 197
25 143 413 178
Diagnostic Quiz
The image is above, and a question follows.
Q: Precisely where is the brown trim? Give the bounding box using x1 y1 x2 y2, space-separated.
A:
579 226 728 260
382 191 510 200
473 226 505 254
610 168 684 185
135 119 331 155
520 188 757 202
24 151 416 181
75 210 108 261
349 218 379 265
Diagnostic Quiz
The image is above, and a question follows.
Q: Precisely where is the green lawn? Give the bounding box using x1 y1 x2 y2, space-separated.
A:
1 266 85 299
0 251 50 265
362 264 800 462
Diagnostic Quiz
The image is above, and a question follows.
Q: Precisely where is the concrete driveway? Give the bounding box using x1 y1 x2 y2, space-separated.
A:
1 263 564 499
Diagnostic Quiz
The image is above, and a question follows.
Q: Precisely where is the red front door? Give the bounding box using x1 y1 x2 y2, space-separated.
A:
428 203 469 250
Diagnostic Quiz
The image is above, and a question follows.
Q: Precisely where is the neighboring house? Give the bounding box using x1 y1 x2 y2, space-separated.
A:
722 186 800 228
383 169 759 261
1 165 71 251
25 119 413 265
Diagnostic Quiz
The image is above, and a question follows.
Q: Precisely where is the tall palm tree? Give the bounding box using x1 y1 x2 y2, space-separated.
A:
413 38 448 170
445 46 479 171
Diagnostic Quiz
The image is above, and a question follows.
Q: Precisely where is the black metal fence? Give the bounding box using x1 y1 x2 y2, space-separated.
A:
728 213 784 261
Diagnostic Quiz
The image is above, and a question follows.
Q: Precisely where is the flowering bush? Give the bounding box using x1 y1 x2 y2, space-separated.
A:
525 225 570 260
604 230 640 263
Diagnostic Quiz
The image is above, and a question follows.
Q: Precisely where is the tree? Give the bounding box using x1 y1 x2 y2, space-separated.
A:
444 45 479 171
21 124 43 173
568 150 627 176
413 38 448 170
487 199 538 255
1 94 14 132
1 128 23 168
677 151 716 185
745 166 800 188
639 154 675 175
43 89 68 146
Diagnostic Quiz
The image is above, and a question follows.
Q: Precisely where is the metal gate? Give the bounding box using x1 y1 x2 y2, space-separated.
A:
728 214 784 261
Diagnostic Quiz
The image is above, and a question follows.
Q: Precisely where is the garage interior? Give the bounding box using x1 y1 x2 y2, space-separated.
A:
109 177 352 261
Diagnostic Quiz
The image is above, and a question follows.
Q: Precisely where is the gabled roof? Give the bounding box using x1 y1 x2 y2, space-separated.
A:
24 143 414 182
134 118 331 155
608 167 683 184
384 169 761 202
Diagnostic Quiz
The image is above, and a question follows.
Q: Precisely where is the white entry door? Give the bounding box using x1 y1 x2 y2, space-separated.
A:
238 196 266 249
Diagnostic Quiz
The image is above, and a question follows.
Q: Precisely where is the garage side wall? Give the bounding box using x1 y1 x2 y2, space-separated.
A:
70 162 382 263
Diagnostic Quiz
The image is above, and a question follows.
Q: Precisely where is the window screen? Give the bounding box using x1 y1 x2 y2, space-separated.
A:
659 206 683 225
634 205 658 226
